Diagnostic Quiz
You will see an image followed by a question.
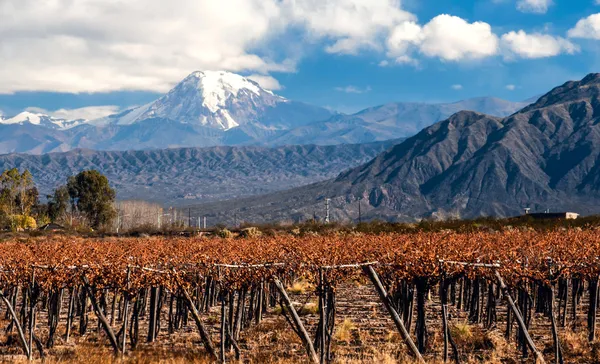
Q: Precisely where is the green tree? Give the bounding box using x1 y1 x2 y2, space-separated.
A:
0 168 38 216
47 185 70 223
67 170 116 229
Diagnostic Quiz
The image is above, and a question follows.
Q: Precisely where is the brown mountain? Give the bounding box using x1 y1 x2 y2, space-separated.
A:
0 141 398 204
188 73 600 224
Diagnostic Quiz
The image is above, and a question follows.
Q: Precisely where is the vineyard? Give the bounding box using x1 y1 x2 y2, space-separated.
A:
0 230 600 363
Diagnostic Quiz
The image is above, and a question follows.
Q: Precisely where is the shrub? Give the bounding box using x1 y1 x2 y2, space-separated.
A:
239 227 262 238
8 215 37 231
217 228 234 238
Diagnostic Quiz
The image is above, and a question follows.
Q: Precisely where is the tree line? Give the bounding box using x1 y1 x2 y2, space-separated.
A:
0 168 116 231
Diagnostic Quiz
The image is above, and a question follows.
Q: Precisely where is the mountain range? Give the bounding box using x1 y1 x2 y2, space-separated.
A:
0 140 398 204
0 71 528 154
184 73 600 223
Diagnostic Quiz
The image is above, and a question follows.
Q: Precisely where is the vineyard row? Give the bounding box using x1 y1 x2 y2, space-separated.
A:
1 230 599 363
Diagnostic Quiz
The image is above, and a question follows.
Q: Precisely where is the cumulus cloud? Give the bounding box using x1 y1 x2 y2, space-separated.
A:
0 0 420 94
517 0 552 14
25 106 121 120
334 86 372 94
0 0 580 94
386 15 499 62
568 13 600 39
501 30 578 59
506 84 516 91
0 0 293 94
386 21 423 56
286 0 415 54
247 74 283 90
451 84 463 90
419 15 499 61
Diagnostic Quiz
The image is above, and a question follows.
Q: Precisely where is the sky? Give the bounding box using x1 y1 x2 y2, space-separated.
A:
1 0 600 117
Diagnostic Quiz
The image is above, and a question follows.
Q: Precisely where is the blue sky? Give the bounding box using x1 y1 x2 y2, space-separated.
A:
1 0 600 117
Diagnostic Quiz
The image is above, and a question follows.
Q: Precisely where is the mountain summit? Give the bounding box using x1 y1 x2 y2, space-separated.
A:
96 71 289 131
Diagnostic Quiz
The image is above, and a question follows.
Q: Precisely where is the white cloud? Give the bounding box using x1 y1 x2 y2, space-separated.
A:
246 74 283 90
26 106 121 120
568 13 600 40
395 55 420 66
451 84 463 90
334 86 372 94
517 0 552 14
386 15 499 62
286 0 415 55
506 84 516 90
0 0 292 94
0 0 418 94
378 60 390 67
419 15 499 61
386 21 423 56
501 30 578 59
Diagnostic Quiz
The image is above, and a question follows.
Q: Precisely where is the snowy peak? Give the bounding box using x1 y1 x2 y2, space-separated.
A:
0 111 85 129
117 70 288 130
186 70 279 113
2 111 43 125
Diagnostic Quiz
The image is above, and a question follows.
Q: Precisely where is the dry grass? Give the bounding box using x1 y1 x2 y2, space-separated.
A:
299 301 319 316
561 329 589 357
287 279 313 295
451 321 473 342
335 318 356 343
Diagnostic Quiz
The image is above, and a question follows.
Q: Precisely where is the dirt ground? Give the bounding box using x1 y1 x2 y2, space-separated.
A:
1 279 599 363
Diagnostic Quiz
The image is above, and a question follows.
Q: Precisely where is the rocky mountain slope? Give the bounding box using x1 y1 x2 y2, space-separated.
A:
264 97 528 145
187 73 600 224
0 140 399 204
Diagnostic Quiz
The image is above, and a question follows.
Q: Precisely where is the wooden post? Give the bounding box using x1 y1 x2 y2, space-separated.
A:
82 277 121 353
110 289 118 326
224 317 241 360
272 276 319 364
362 265 424 363
220 295 227 363
256 281 264 324
180 286 218 360
147 287 158 343
0 292 30 358
121 267 131 354
588 277 599 342
28 268 36 361
318 268 326 364
65 286 76 342
549 286 563 364
494 270 545 364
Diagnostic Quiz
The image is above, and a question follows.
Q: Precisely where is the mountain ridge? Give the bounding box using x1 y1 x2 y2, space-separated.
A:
184 73 600 224
0 140 400 204
0 70 531 154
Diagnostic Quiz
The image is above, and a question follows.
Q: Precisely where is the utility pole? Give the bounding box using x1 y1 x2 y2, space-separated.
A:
358 200 362 224
116 211 120 234
325 198 331 223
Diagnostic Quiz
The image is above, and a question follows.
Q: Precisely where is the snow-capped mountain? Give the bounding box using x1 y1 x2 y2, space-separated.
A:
91 71 299 131
0 70 533 154
0 71 333 154
0 111 85 130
